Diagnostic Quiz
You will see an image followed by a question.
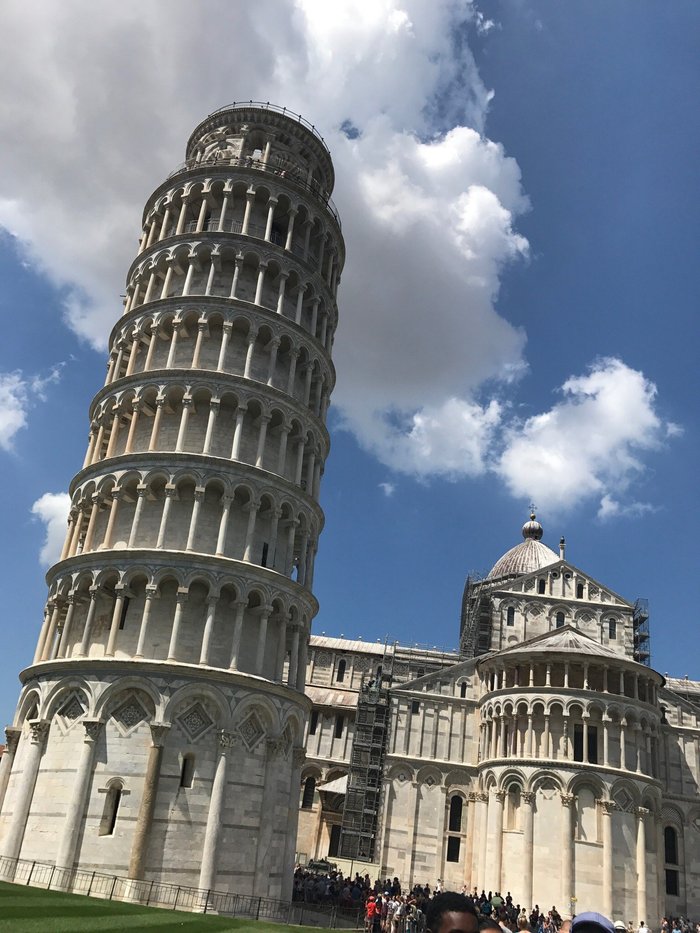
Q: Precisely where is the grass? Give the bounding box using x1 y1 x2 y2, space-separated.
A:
0 881 333 932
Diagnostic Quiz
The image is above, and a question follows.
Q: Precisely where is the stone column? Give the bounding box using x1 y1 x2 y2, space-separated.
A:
101 489 123 550
253 736 285 893
230 405 247 459
217 322 233 370
282 747 306 900
527 712 534 758
215 495 233 556
490 789 505 892
128 722 170 880
156 485 176 548
255 606 272 675
148 398 165 450
105 586 126 657
135 586 157 658
296 632 308 692
254 262 267 306
55 720 103 869
78 589 99 656
476 792 489 891
243 499 260 562
124 403 142 454
228 600 247 670
185 487 205 551
255 415 271 468
602 716 610 766
600 799 616 918
202 398 220 455
127 485 148 547
561 793 574 913
191 322 208 368
275 614 288 681
198 731 239 890
175 397 192 452
0 727 21 813
1 721 50 859
287 624 300 688
199 595 219 666
522 791 535 908
636 807 648 923
166 590 189 661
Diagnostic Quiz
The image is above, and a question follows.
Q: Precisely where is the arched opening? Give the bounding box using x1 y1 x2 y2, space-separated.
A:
506 606 515 627
180 754 195 788
301 775 316 809
576 583 584 599
99 781 124 836
448 795 463 832
538 579 546 594
556 611 565 628
664 825 680 895
336 658 346 683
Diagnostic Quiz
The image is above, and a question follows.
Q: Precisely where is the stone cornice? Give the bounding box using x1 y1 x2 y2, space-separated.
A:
476 756 664 786
20 657 313 710
478 685 662 715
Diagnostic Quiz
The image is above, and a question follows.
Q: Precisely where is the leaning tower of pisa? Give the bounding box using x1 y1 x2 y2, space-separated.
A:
0 103 343 898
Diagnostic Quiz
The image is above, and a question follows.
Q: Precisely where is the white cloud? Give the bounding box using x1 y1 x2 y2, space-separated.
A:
0 0 529 473
31 492 71 567
379 482 396 497
0 373 30 451
0 366 65 451
495 358 672 513
597 495 657 522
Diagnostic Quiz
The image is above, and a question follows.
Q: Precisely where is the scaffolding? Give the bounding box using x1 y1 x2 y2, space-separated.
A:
459 574 493 659
338 648 394 862
632 598 651 666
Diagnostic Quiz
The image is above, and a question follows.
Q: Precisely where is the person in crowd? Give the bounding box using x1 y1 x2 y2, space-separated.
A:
426 892 481 933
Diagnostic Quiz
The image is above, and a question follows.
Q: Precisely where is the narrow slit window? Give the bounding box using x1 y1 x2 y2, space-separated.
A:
118 597 131 630
309 711 319 735
301 776 316 809
180 754 195 788
446 836 461 862
448 796 463 832
608 619 617 640
576 583 584 599
538 579 546 594
99 782 124 836
556 612 565 628
334 714 344 738
506 607 515 627
460 682 467 699
336 659 346 683
261 542 269 567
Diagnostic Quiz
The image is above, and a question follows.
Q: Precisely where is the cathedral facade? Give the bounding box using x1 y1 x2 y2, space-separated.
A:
298 517 700 922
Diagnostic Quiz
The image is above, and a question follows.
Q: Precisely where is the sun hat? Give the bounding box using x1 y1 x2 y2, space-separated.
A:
572 913 615 933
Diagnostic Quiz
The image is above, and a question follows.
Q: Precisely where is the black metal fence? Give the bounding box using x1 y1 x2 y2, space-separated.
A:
0 855 362 928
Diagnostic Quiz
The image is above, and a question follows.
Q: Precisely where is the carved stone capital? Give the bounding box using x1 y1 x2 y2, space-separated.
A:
292 746 306 769
28 720 50 745
522 791 535 805
494 790 506 803
83 719 104 744
636 806 650 819
477 792 489 803
560 793 575 807
219 730 240 750
149 722 170 748
4 727 21 755
599 799 618 816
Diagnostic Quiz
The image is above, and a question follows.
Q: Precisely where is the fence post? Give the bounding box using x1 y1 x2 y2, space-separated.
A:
109 875 118 900
26 861 36 886
173 886 180 910
256 896 262 920
86 870 96 897
300 904 305 926
47 865 56 891
203 889 211 914
146 879 155 905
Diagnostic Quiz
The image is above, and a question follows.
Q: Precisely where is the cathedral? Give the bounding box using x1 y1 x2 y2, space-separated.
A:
297 515 700 922
0 102 698 922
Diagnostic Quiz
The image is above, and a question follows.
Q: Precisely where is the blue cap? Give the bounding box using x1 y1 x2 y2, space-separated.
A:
572 913 615 933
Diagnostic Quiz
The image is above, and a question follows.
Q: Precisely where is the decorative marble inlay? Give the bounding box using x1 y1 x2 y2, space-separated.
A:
353 656 371 672
113 696 149 732
315 652 332 668
614 788 634 812
177 702 214 741
59 695 85 722
237 711 265 751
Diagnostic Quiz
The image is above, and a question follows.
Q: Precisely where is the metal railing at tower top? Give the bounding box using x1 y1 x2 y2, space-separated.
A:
205 102 332 156
166 153 341 229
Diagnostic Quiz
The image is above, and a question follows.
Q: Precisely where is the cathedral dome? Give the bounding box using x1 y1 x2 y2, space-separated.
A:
488 513 559 579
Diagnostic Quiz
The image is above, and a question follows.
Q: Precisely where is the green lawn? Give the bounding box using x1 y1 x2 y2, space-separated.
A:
0 881 333 932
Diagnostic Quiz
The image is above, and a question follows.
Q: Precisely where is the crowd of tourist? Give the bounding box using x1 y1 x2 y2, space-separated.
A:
292 864 699 933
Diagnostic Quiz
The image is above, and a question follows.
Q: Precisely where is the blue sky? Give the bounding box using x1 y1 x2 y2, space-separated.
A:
0 1 698 723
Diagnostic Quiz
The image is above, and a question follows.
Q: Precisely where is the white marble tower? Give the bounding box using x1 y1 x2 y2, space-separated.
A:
0 102 344 898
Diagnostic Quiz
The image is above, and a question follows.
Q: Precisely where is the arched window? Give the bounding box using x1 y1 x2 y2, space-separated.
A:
336 659 346 683
301 776 316 809
180 754 195 788
448 795 463 832
538 579 546 594
334 714 344 738
309 710 319 735
506 607 515 627
608 618 617 640
664 826 680 896
576 583 584 599
506 784 521 831
460 682 467 699
556 612 565 628
99 780 124 836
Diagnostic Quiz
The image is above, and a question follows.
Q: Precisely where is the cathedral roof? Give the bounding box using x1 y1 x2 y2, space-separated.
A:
488 513 559 579
490 623 622 660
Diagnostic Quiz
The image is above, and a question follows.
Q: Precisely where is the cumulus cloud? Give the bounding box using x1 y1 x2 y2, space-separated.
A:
0 373 30 451
495 358 672 513
0 2 677 517
31 492 71 567
0 0 529 471
0 366 64 451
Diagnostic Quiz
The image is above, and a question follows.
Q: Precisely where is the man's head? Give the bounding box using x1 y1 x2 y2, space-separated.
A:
427 893 480 933
572 913 615 933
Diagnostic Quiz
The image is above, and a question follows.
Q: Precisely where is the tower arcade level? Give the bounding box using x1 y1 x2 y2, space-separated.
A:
0 103 344 897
